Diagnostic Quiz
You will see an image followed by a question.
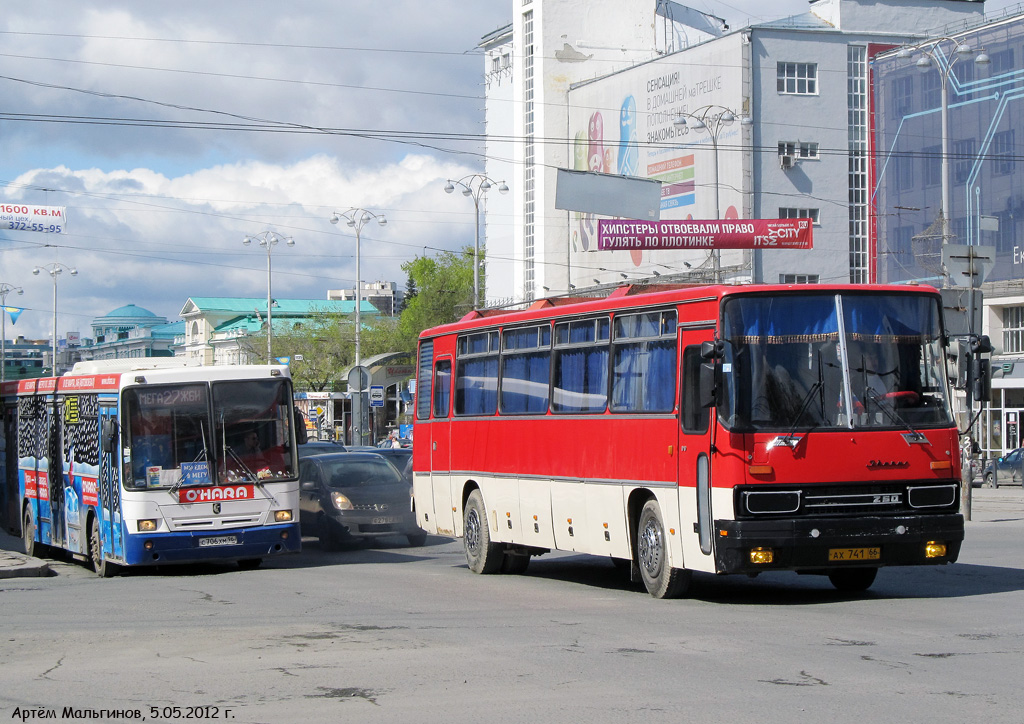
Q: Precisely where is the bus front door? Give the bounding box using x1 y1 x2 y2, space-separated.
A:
679 335 716 571
429 357 456 537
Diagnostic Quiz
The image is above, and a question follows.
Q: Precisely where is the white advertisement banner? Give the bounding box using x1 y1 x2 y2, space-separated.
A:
0 204 67 234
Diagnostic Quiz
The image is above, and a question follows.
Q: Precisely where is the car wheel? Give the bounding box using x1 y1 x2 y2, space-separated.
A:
317 516 340 551
463 489 502 574
828 567 877 592
636 499 691 599
406 531 428 547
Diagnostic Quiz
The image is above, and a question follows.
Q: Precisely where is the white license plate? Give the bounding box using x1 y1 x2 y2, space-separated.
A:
199 535 238 548
371 517 398 525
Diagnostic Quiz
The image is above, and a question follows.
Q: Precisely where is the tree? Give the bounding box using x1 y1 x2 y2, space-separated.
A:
398 269 418 316
397 247 475 348
261 308 354 391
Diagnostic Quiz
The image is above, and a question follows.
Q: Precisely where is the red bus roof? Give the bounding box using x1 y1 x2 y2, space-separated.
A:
419 281 941 339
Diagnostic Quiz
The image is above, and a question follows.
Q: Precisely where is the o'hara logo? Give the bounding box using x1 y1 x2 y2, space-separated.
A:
179 485 255 503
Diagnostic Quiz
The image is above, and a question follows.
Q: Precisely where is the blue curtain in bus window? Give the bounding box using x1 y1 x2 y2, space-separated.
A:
553 347 609 412
500 352 550 414
843 294 935 340
725 295 839 340
456 357 498 415
611 340 676 412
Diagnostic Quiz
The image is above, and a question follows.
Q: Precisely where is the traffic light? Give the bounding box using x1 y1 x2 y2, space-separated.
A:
972 357 991 402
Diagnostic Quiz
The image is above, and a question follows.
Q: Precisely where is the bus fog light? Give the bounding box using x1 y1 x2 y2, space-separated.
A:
925 541 946 558
750 547 774 564
144 540 154 551
274 510 293 522
137 519 158 532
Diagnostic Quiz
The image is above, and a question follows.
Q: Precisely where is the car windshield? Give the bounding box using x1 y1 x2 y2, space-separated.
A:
719 292 952 432
321 456 404 488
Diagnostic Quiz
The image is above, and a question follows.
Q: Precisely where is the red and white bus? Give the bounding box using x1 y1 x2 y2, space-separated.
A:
412 283 964 597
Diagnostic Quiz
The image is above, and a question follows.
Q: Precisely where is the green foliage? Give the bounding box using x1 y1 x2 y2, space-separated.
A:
396 248 475 347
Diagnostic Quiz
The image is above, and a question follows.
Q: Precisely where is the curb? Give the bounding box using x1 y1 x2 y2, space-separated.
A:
0 549 51 578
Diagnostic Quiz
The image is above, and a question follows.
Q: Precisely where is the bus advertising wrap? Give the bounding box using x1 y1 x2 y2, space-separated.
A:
598 218 813 250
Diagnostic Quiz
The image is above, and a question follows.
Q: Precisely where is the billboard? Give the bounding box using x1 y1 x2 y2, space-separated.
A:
566 34 748 271
598 219 814 250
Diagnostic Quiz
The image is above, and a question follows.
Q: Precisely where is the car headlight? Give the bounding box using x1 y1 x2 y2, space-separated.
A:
331 492 354 511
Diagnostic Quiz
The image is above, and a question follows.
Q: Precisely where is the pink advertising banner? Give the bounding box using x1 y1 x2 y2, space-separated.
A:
597 218 814 250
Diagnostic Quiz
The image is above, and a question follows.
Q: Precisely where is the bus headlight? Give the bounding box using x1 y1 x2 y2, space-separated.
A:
331 492 354 511
274 510 293 523
137 519 158 532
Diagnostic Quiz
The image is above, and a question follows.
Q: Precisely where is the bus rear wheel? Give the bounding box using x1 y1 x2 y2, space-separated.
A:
89 517 118 578
636 499 691 599
827 567 877 592
464 489 503 574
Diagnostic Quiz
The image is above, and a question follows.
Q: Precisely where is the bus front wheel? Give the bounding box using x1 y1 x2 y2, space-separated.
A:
23 506 44 559
464 489 503 574
89 516 118 578
636 499 691 599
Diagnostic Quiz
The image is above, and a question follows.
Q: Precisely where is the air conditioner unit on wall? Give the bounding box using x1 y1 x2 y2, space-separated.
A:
780 154 795 170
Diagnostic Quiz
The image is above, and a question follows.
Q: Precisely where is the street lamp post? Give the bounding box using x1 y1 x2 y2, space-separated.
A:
673 106 752 282
243 230 294 364
444 174 509 308
0 282 24 382
896 38 990 241
330 208 387 446
32 263 77 376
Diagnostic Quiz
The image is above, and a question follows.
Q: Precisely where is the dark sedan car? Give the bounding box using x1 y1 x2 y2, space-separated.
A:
297 441 347 458
299 452 426 549
983 448 1024 488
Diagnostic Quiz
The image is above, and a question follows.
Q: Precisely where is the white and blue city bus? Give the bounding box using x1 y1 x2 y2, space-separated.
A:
17 360 302 575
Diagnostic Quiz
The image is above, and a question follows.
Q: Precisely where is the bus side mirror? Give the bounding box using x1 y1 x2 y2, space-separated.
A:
699 362 717 408
701 339 724 361
294 407 308 444
972 357 991 402
101 418 119 454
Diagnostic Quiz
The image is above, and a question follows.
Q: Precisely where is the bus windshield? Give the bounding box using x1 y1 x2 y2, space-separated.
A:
124 378 297 489
719 292 952 432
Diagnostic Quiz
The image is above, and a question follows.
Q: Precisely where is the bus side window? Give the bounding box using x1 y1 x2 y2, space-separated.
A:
433 360 452 419
682 345 709 434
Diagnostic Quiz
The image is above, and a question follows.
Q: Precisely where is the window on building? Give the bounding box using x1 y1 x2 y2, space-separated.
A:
777 62 817 95
778 141 819 159
992 129 1015 176
779 207 820 224
954 61 975 102
894 154 915 191
1004 306 1024 354
892 75 913 117
991 48 1015 75
953 139 976 184
922 71 940 110
923 144 941 186
779 274 819 284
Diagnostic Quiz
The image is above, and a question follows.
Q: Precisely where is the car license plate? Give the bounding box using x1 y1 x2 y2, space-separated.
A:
198 535 238 548
829 547 880 562
371 516 397 525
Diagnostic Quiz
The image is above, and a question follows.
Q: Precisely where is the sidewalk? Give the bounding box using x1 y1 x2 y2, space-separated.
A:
0 527 51 579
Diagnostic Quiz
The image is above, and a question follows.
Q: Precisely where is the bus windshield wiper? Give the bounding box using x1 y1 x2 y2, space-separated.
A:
864 389 928 444
770 379 823 450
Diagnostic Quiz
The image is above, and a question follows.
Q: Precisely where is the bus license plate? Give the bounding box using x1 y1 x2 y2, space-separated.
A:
829 547 880 562
199 535 238 548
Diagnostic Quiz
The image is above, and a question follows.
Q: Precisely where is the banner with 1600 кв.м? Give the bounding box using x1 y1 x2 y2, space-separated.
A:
1 204 67 234
598 218 812 250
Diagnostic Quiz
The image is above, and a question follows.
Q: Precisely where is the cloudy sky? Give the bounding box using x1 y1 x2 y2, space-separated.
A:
0 0 1016 341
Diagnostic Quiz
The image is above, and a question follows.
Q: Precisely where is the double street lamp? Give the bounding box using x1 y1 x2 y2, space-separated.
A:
443 174 508 308
243 230 294 363
330 208 387 446
895 38 990 240
32 263 77 376
673 105 752 282
0 282 24 382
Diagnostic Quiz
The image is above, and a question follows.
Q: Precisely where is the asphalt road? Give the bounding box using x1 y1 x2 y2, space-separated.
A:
2 488 1023 724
